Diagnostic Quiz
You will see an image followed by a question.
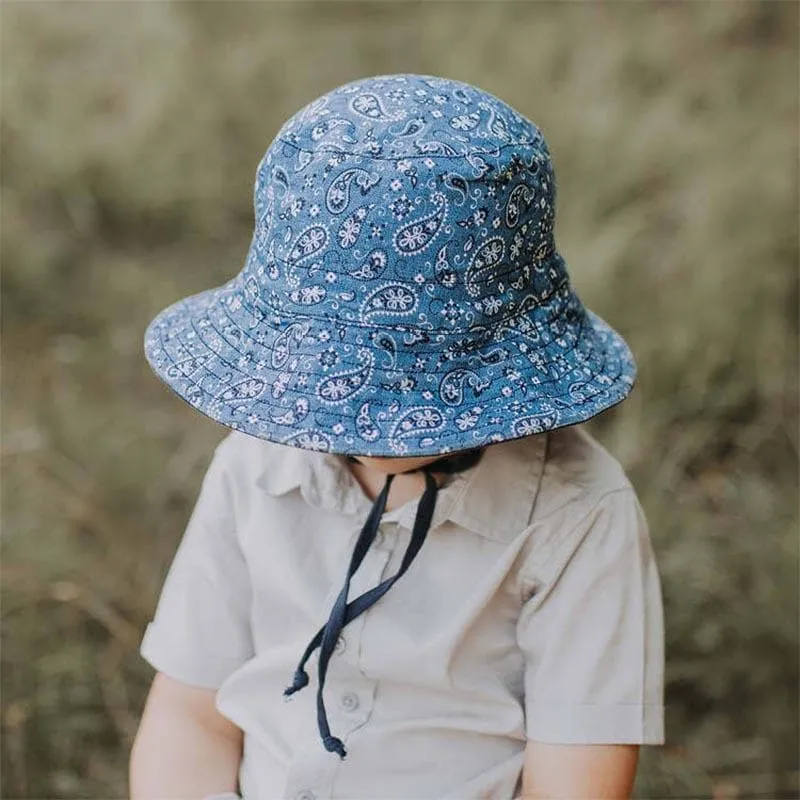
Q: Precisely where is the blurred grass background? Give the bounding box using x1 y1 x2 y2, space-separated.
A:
1 1 798 798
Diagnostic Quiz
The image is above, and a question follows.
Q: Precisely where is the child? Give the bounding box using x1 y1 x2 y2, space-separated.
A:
130 74 664 800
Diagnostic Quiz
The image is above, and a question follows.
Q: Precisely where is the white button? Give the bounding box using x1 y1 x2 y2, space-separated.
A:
334 635 346 654
341 691 360 711
295 791 316 800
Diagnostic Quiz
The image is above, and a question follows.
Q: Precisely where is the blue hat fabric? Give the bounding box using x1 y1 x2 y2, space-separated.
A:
144 74 636 457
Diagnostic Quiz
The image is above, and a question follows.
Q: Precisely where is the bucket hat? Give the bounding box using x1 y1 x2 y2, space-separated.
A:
144 73 636 460
143 74 638 761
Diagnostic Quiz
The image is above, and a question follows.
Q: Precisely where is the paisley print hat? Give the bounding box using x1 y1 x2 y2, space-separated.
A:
144 74 637 457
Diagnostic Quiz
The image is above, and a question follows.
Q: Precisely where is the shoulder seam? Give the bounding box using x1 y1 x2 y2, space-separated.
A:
531 470 633 531
525 430 552 528
520 484 637 590
540 428 631 498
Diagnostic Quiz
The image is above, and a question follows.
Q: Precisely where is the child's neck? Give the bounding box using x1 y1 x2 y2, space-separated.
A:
344 458 447 513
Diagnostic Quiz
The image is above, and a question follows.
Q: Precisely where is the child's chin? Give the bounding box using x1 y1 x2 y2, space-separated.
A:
349 455 440 474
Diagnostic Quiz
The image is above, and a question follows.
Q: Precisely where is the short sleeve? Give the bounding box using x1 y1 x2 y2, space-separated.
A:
140 435 255 689
517 486 665 745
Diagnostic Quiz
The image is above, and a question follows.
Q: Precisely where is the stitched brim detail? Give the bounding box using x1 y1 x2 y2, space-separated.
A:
144 274 636 457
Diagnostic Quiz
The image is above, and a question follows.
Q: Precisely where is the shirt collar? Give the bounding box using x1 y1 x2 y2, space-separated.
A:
256 434 548 542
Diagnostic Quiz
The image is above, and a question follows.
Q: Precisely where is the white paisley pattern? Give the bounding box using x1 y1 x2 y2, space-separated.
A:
144 74 637 456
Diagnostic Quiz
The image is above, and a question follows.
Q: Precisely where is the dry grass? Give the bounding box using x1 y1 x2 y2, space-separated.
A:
1 2 798 798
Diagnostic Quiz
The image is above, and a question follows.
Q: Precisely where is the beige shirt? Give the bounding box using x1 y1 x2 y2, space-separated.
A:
140 425 665 799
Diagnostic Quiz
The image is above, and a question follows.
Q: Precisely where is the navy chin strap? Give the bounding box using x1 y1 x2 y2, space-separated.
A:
283 449 483 759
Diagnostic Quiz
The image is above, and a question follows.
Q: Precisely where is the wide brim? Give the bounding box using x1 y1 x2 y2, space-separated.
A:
143 275 636 457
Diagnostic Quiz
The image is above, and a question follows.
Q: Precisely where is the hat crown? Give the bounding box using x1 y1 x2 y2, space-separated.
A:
245 73 564 338
275 74 543 158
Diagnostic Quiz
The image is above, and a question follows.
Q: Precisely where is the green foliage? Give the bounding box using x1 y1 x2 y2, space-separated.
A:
2 2 797 797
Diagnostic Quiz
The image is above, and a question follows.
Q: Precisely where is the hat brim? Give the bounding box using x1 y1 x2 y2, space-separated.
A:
144 275 636 457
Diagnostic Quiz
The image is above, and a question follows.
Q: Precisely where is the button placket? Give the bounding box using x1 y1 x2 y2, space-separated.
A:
321 523 391 687
282 515 397 798
329 678 376 734
282 741 336 800
286 520 388 790
344 524 393 605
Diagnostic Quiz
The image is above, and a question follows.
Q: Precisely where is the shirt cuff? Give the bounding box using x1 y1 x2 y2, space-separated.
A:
526 702 665 745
